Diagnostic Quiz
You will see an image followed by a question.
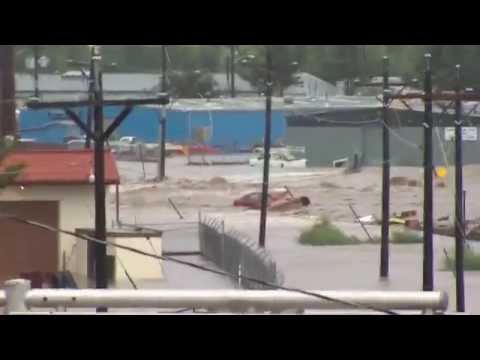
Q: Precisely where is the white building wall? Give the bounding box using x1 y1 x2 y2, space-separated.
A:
0 185 114 287
114 236 163 288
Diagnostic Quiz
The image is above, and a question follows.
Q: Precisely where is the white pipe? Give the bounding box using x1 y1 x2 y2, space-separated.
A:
0 289 448 313
3 279 31 314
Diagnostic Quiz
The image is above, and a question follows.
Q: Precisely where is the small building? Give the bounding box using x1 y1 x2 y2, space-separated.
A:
285 97 480 167
0 150 119 287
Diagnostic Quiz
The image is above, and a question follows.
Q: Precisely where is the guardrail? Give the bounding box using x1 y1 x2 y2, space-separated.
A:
1 279 448 314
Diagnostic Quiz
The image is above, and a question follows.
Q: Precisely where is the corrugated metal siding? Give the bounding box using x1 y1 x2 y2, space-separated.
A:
19 108 286 149
287 126 480 167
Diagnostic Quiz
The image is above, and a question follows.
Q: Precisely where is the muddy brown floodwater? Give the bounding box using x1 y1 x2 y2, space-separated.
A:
115 158 480 314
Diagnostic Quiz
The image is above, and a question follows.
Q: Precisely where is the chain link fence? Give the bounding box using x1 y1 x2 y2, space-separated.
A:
199 215 284 290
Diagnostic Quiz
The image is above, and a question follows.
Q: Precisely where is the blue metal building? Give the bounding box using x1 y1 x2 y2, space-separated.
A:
19 98 297 151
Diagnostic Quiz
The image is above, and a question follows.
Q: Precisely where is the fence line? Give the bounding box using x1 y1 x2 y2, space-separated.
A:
198 215 284 290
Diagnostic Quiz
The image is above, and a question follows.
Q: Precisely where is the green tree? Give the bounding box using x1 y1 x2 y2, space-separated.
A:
238 45 302 96
0 137 25 188
169 70 217 99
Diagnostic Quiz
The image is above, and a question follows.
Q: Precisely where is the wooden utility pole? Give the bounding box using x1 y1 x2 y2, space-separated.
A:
0 45 16 137
380 56 390 279
454 64 465 312
26 47 169 312
259 45 273 249
423 53 434 292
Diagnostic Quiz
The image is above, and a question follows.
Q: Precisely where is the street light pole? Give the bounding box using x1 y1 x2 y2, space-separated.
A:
158 45 168 181
33 45 39 99
259 46 273 249
230 45 236 98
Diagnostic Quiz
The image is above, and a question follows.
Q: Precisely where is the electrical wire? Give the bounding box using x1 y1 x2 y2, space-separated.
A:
0 212 399 315
116 255 138 290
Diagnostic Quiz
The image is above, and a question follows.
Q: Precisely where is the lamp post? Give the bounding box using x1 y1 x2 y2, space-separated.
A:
230 46 236 98
33 46 39 99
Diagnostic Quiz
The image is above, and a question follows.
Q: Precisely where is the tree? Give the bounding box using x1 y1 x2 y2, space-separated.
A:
168 70 217 99
239 45 302 96
0 136 25 188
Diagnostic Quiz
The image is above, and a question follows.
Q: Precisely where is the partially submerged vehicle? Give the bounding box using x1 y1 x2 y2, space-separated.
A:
234 187 310 211
249 152 307 168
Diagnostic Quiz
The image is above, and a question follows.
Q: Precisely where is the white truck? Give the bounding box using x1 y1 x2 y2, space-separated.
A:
249 153 307 168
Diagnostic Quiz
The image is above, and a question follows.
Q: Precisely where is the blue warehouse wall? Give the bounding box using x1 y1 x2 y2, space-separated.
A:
20 108 86 144
19 107 287 150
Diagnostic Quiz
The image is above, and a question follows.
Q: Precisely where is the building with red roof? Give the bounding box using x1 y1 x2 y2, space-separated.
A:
0 149 120 287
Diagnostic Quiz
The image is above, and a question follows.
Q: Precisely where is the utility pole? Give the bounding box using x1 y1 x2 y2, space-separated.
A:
259 45 273 249
0 45 16 137
423 53 434 292
86 47 95 149
230 45 236 98
33 45 39 99
91 47 108 310
27 49 169 312
454 64 465 312
158 45 167 181
380 56 390 279
352 62 418 280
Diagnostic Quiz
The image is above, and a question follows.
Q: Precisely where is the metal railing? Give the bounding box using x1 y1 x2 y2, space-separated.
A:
199 216 284 289
1 279 449 314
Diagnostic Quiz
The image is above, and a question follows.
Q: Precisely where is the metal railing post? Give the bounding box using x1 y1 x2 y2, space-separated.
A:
221 220 226 270
4 279 31 314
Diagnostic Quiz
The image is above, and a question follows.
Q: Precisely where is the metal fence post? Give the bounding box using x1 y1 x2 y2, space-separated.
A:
221 220 226 270
4 279 31 314
238 244 243 289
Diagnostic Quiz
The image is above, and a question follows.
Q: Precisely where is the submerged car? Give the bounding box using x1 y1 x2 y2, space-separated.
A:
233 188 310 211
249 153 307 168
233 188 291 209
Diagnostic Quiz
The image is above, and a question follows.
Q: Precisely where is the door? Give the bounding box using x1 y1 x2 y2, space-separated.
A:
0 201 59 284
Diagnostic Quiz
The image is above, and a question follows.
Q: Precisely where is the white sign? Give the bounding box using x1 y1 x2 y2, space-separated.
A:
445 127 478 142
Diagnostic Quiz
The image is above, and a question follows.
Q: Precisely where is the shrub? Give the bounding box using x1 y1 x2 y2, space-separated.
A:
367 232 422 245
299 217 359 246
443 247 480 272
391 231 423 244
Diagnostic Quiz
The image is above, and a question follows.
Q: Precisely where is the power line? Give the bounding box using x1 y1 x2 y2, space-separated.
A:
0 212 399 315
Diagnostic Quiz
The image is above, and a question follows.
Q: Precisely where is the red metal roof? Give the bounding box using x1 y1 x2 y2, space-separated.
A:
0 150 120 186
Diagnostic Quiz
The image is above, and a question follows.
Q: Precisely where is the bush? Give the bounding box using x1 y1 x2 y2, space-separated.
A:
299 217 359 246
444 247 480 271
367 232 422 245
391 231 423 244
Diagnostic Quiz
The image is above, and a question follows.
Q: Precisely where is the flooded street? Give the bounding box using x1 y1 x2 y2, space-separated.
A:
115 157 480 314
